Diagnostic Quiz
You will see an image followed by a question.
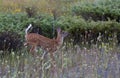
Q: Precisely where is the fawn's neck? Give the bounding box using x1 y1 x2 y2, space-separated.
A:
56 35 64 45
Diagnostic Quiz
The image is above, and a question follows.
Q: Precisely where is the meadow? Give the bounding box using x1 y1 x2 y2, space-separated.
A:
0 0 120 78
0 43 120 78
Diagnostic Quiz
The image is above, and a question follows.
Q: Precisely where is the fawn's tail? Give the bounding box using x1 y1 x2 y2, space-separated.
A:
25 24 32 35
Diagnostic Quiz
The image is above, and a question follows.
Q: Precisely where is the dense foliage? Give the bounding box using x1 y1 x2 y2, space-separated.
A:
0 13 55 37
57 16 120 45
0 13 120 46
72 0 120 22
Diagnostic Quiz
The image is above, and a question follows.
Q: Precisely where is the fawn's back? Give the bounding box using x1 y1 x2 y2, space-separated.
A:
26 33 59 52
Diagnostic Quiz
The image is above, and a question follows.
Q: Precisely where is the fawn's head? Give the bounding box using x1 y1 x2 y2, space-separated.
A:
56 27 68 37
61 31 68 38
56 27 68 44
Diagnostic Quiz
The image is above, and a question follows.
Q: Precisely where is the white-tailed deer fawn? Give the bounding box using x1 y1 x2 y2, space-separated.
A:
24 24 68 64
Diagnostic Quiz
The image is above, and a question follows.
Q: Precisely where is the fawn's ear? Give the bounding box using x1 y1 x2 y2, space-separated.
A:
56 27 61 32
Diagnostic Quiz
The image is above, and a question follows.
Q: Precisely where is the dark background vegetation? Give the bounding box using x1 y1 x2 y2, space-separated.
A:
0 0 120 51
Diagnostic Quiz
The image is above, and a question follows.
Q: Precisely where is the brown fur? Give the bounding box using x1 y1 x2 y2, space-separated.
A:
25 33 59 53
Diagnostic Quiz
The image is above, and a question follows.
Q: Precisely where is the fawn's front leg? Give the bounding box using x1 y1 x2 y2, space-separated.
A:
30 45 36 55
50 53 56 67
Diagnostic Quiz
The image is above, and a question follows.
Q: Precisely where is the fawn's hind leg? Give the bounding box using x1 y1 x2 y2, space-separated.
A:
49 53 56 67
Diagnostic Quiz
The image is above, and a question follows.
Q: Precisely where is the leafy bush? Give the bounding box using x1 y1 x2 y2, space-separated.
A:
0 13 28 35
0 13 120 46
34 14 55 38
0 13 57 40
56 15 120 45
72 0 120 22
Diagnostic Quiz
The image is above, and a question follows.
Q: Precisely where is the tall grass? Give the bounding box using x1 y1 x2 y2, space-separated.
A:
0 42 120 78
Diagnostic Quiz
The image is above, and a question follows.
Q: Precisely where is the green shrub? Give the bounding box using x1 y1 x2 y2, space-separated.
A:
0 13 120 46
72 0 120 22
56 15 120 45
0 13 28 35
0 13 55 38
